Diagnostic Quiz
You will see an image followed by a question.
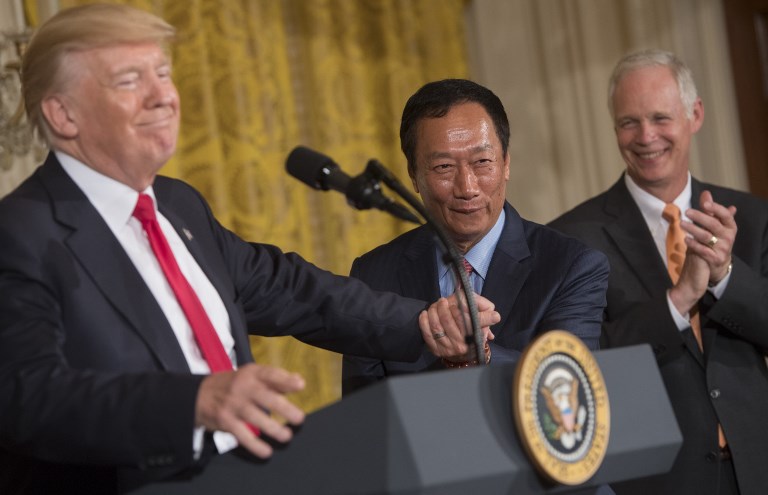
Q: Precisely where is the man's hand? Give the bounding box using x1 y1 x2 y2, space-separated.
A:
419 293 499 359
195 363 306 459
682 190 737 285
669 250 710 315
669 190 737 315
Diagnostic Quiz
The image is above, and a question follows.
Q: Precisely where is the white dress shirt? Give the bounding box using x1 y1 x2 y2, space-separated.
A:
625 173 730 331
57 151 238 455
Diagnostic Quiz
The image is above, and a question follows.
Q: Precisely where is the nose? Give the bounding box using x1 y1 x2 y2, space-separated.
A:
146 74 177 108
454 165 480 199
637 121 657 144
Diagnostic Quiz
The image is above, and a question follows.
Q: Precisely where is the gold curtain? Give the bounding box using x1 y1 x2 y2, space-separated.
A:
56 0 468 412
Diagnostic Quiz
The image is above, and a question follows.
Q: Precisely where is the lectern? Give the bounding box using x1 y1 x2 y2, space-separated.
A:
132 344 681 494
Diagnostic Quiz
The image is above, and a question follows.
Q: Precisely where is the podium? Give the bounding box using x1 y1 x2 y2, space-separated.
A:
132 344 680 494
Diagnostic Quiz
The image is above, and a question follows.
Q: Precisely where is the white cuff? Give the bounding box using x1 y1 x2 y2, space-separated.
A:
666 290 693 332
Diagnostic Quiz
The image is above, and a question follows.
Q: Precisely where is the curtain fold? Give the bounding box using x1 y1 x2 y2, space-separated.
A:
61 0 468 411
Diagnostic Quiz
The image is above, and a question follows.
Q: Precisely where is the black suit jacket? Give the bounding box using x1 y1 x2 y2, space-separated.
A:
342 202 609 395
549 176 768 495
0 154 430 494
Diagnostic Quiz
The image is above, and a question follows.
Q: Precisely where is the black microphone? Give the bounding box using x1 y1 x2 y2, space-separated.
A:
286 146 420 224
287 146 485 363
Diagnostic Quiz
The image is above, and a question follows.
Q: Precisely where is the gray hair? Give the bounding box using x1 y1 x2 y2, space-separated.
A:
607 49 698 119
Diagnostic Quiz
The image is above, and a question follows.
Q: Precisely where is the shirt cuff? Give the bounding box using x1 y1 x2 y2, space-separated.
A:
193 426 205 460
666 290 692 331
707 267 731 299
193 427 239 460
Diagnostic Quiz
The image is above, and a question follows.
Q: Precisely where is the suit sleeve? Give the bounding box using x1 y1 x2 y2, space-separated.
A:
548 211 685 355
0 217 203 470
706 255 768 351
191 194 428 362
340 257 389 395
601 204 768 355
598 258 768 365
699 186 768 351
536 247 609 351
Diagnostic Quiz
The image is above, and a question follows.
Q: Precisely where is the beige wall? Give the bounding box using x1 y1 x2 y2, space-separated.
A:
466 0 747 223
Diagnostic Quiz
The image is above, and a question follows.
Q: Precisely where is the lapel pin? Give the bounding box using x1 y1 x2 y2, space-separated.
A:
182 228 193 241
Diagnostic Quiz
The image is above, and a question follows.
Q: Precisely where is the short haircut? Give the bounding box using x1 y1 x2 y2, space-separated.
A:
399 79 510 175
22 3 176 142
607 49 699 120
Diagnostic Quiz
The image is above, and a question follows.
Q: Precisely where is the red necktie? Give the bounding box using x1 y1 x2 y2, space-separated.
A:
133 194 233 372
133 194 260 437
462 258 473 276
462 258 475 293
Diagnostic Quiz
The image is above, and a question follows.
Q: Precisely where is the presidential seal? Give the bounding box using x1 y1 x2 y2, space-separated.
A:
512 330 610 485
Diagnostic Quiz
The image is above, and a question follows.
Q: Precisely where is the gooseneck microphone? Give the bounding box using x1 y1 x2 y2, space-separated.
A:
286 146 420 224
285 145 485 364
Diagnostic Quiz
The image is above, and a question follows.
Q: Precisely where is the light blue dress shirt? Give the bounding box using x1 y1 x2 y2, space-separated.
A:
437 209 505 297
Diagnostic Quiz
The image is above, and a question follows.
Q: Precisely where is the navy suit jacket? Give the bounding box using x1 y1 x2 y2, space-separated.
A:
342 202 609 395
549 176 768 495
0 154 430 494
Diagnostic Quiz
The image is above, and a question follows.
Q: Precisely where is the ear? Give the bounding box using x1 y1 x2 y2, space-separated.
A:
409 164 420 193
41 95 79 139
503 152 510 181
690 97 704 134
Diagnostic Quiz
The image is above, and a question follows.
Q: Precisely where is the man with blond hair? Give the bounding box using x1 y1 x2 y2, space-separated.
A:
0 4 499 493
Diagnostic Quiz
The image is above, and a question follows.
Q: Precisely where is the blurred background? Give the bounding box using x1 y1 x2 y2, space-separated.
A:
1 0 765 412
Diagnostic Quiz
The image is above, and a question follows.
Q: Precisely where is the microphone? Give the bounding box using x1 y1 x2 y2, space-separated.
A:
286 146 485 364
286 146 420 224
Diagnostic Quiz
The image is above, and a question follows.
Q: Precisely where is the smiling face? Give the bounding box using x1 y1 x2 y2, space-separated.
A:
410 102 510 253
612 65 703 202
43 42 180 191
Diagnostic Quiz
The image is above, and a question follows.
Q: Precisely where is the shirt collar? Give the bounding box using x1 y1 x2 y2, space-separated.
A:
56 151 155 234
437 208 506 282
624 172 692 226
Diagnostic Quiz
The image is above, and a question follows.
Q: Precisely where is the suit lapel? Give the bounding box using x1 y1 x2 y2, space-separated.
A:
39 157 190 372
481 203 532 335
400 227 440 301
605 178 704 366
156 197 253 366
602 180 670 297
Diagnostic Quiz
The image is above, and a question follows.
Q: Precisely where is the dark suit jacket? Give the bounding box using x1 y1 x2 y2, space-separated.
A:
549 176 768 495
342 202 609 395
0 154 430 494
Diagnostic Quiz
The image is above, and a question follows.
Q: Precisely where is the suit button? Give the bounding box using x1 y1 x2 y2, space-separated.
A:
710 388 721 399
705 452 717 462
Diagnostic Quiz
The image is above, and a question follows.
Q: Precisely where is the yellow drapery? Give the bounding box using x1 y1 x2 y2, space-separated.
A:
53 0 468 412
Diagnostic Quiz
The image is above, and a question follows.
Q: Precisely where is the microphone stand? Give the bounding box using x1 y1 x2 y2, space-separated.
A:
362 159 485 365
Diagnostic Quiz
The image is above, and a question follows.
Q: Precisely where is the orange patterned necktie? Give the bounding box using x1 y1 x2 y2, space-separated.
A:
662 203 685 283
662 203 726 448
662 203 702 348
